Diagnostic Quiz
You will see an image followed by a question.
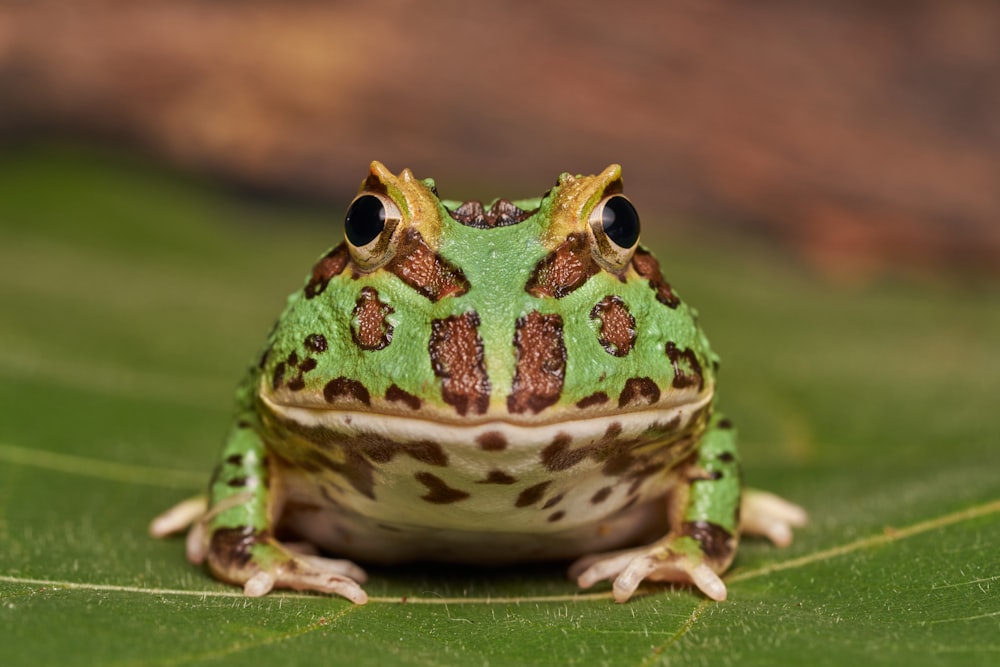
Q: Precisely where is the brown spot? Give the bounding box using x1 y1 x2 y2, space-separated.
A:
717 418 733 430
274 353 318 392
631 247 680 308
507 311 566 414
591 486 613 504
225 453 244 466
429 312 491 416
402 441 449 466
681 521 736 565
226 476 247 488
323 376 372 406
590 295 636 357
304 334 328 353
717 451 735 463
384 228 469 301
352 287 394 350
525 232 600 298
272 362 286 390
479 470 517 485
665 342 704 391
515 481 552 507
542 493 565 509
576 391 609 409
449 199 536 228
477 431 508 451
618 377 661 408
208 526 260 570
541 433 587 472
385 384 422 410
547 511 566 522
414 472 470 504
304 243 349 299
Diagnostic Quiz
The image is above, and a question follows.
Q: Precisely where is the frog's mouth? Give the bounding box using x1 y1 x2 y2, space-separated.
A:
259 386 714 456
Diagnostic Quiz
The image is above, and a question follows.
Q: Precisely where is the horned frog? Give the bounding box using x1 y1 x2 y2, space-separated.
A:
151 162 806 604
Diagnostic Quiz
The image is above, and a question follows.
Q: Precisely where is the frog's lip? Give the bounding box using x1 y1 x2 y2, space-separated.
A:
259 386 714 444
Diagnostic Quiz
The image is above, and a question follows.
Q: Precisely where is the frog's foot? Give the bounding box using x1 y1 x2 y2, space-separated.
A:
148 495 208 538
569 539 727 603
196 528 369 604
741 489 808 548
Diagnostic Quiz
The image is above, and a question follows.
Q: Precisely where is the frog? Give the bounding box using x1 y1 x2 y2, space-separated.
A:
150 162 807 604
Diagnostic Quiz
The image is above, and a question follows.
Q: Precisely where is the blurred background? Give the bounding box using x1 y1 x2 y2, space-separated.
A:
1 0 998 279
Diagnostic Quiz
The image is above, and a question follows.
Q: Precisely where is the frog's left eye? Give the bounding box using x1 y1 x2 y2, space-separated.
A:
345 193 402 269
588 194 641 269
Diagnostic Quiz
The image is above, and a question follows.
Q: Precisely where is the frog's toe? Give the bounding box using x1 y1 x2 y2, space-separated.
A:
148 496 208 538
741 489 808 547
243 565 369 604
570 544 727 603
204 531 369 604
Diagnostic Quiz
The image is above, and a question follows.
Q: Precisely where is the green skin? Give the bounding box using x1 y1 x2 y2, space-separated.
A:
193 162 743 602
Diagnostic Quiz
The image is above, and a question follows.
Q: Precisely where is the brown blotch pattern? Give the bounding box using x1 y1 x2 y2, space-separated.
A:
384 228 469 301
539 422 693 497
525 232 600 299
479 469 517 485
576 391 609 409
507 311 567 414
618 377 661 408
414 472 470 504
665 342 704 391
631 247 680 308
304 243 349 299
266 417 450 500
429 312 491 416
476 431 508 451
304 333 328 353
351 286 394 350
449 199 535 228
323 376 372 406
590 295 637 357
681 520 736 564
542 493 565 510
385 384 422 410
273 351 318 392
547 511 566 523
590 486 613 504
515 481 552 508
208 526 260 571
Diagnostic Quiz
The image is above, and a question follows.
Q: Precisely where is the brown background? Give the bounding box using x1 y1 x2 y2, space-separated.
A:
2 0 998 276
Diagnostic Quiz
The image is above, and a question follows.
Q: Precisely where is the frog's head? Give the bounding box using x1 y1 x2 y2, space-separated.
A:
260 161 717 431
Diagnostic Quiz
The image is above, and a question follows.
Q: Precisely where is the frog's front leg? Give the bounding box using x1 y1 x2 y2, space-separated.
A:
570 415 756 603
151 383 369 603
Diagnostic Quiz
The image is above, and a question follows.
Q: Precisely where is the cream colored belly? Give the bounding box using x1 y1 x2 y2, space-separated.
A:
260 392 711 563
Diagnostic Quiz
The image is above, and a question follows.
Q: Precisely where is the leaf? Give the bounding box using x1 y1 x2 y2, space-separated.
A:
1 144 998 667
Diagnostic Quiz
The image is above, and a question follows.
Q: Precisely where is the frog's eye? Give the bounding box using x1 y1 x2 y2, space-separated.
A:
588 194 640 269
345 193 402 268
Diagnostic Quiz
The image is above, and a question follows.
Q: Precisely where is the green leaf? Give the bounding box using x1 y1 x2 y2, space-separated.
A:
1 144 998 666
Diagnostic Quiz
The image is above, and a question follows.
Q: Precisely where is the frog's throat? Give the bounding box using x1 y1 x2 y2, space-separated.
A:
258 389 713 449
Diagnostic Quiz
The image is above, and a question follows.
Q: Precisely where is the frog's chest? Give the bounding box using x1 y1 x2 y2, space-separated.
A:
261 394 710 563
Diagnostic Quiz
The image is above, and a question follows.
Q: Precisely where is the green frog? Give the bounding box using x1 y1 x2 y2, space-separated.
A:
151 162 806 604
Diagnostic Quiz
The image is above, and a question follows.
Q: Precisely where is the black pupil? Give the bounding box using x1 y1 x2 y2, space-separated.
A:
345 195 387 247
601 196 640 248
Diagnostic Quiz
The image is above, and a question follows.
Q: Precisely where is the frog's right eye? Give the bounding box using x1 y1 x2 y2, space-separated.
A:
345 193 401 269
